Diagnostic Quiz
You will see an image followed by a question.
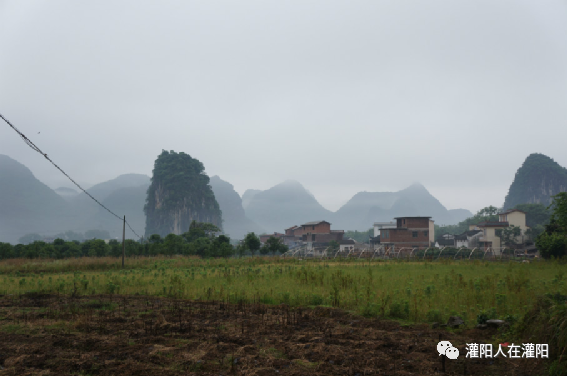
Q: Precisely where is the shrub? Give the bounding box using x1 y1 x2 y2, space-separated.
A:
362 303 381 318
259 294 275 305
308 294 324 306
389 300 409 319
426 309 442 323
476 307 497 324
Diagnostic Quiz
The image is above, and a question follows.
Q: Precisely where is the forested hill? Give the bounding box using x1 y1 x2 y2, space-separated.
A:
244 180 333 233
144 150 222 237
331 183 471 230
68 173 150 237
503 153 567 210
209 176 264 239
0 154 71 243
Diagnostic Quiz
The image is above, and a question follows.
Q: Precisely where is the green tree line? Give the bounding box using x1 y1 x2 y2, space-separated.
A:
0 222 282 260
536 192 567 258
436 204 551 241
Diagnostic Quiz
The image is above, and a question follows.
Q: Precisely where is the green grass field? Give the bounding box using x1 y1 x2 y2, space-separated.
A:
1 256 565 327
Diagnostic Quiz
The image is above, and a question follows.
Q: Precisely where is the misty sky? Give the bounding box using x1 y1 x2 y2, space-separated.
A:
1 0 567 214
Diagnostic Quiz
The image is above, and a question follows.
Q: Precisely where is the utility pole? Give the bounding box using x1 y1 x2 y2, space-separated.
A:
122 215 126 268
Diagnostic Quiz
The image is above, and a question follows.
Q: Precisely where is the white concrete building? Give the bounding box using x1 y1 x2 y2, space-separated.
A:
373 221 396 237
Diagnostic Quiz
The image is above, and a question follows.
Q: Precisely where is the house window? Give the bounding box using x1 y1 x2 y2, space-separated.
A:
423 231 428 237
412 231 418 238
403 219 406 225
383 230 388 238
312 225 315 230
311 234 315 241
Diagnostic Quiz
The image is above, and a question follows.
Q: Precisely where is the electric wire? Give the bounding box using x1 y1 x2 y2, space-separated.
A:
0 112 143 239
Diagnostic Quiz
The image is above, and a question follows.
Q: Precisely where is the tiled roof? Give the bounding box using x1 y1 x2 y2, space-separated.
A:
302 220 330 226
499 209 526 215
465 230 483 236
477 221 509 227
437 238 455 246
393 216 432 219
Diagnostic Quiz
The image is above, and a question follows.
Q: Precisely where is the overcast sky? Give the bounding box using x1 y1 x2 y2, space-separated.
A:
1 0 567 214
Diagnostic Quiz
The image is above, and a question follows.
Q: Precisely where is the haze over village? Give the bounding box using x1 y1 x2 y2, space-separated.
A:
2 1 567 249
2 2 567 375
2 1 567 216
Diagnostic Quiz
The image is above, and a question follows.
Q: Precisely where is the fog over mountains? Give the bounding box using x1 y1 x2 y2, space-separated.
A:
244 180 333 233
0 154 477 243
0 155 71 243
208 176 264 239
242 180 473 233
0 154 153 243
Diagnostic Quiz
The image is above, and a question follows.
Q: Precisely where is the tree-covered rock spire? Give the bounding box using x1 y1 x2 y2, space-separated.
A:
144 150 222 237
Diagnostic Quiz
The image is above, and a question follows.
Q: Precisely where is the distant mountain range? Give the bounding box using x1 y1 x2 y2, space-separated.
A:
332 183 471 230
244 180 333 233
18 152 558 243
0 154 264 243
243 180 473 233
209 176 264 239
242 189 262 209
503 153 567 209
68 173 151 239
0 155 71 243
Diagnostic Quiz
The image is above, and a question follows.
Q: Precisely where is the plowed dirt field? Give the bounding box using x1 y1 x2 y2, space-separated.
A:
0 294 545 375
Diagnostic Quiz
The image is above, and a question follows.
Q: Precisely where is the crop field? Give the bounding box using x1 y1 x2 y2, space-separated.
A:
1 257 565 324
0 256 565 375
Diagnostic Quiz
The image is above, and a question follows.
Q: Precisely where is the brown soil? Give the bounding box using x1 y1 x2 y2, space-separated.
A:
0 294 546 375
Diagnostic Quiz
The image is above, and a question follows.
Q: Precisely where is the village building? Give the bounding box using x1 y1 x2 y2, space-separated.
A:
285 226 300 236
456 229 483 248
280 226 303 247
259 232 285 244
476 221 509 250
380 216 435 250
298 221 344 243
435 234 455 248
267 221 346 250
477 209 530 251
369 221 396 247
499 209 530 233
300 220 331 234
339 239 355 252
373 221 397 238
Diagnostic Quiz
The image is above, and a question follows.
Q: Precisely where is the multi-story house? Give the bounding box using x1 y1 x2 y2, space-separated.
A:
380 216 435 250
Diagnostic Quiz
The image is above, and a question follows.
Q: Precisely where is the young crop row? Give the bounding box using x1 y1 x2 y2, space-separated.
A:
1 258 565 326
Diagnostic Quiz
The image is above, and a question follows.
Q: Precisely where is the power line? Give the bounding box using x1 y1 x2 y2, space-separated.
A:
0 112 143 239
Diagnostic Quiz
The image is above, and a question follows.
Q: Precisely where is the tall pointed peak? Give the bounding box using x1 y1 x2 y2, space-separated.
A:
401 182 428 193
278 179 304 188
503 153 567 209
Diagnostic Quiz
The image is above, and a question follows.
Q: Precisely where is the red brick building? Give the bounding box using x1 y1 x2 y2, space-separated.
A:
302 231 345 243
300 221 331 234
299 221 343 244
259 232 285 244
285 226 299 236
278 221 345 247
380 216 435 249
